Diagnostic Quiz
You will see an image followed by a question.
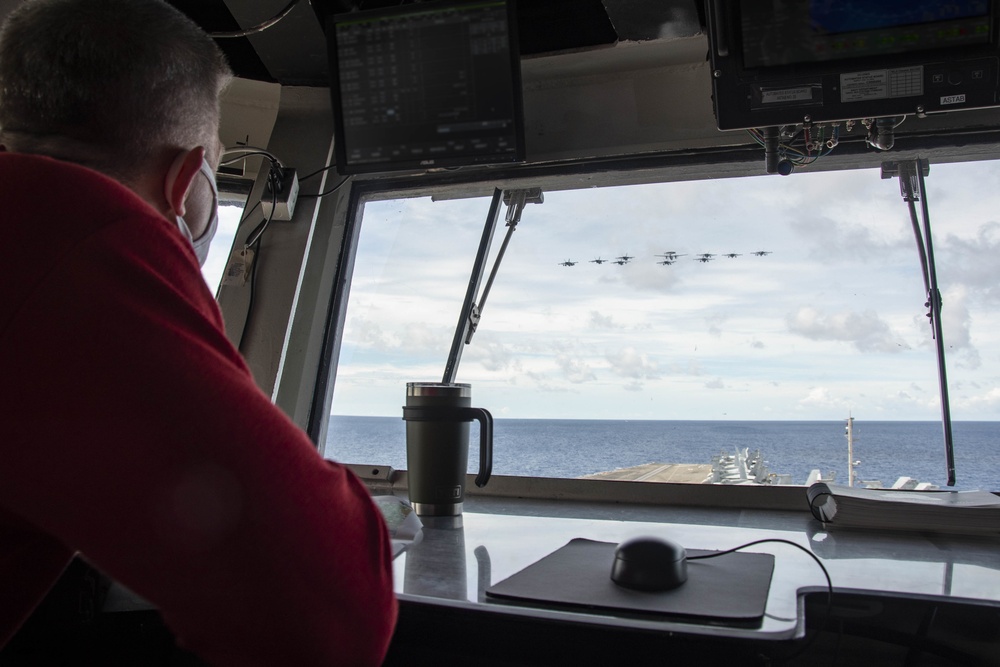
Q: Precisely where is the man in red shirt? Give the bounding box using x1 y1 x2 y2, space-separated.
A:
0 1 397 664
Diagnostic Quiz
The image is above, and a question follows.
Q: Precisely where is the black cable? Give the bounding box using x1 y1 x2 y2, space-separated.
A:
216 199 261 295
235 199 262 231
298 164 338 182
209 0 301 38
238 234 263 352
300 175 352 199
237 171 278 352
244 172 280 248
221 150 282 170
235 207 265 353
687 538 833 664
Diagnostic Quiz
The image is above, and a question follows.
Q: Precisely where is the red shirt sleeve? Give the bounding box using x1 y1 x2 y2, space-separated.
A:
0 164 397 665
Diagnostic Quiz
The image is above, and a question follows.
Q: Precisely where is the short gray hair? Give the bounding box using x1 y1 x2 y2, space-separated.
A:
0 0 232 174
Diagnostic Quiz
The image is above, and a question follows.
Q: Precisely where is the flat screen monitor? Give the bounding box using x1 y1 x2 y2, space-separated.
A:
707 0 1000 130
326 0 525 174
742 1 992 69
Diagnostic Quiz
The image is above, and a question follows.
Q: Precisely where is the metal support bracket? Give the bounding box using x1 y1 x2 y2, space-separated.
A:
442 188 543 384
881 159 930 202
883 158 956 486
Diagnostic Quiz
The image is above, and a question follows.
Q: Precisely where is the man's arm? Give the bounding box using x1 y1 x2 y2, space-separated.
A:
0 215 397 665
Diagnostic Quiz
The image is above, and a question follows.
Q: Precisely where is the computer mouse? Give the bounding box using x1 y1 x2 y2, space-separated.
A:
610 535 688 591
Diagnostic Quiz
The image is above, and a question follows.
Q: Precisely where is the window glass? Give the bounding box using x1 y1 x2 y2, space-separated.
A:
200 204 244 293
329 162 1000 491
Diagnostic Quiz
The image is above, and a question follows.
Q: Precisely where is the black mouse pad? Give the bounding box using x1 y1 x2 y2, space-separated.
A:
486 538 774 623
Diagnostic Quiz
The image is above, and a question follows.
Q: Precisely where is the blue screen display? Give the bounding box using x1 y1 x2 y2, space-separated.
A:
740 0 993 68
809 1 989 36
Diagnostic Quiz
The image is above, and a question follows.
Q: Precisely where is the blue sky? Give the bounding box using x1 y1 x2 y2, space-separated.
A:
328 159 1000 422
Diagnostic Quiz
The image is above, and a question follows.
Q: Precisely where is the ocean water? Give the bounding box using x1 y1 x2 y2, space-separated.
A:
325 416 999 492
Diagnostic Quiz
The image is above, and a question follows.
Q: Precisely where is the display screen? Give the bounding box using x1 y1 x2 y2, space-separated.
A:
328 0 524 174
741 0 992 69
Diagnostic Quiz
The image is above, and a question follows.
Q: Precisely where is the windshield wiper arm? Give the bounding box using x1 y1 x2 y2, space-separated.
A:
883 159 956 486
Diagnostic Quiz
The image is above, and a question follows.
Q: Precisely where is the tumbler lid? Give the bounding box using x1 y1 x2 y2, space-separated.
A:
406 382 471 398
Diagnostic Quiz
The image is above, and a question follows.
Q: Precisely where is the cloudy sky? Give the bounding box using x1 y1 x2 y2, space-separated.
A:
326 158 1000 422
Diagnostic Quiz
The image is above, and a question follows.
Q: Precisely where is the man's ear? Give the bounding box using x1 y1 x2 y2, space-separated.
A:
163 146 206 218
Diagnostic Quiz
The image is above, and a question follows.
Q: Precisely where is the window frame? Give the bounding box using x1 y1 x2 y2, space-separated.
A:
306 147 997 510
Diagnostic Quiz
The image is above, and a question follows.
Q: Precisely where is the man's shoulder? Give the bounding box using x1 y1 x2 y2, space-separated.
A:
0 152 153 217
0 152 206 336
0 152 178 259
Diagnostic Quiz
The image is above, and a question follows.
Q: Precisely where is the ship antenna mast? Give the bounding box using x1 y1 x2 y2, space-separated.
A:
845 414 860 487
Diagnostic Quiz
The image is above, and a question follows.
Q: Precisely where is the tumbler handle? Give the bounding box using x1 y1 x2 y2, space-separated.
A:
465 407 492 488
401 406 493 488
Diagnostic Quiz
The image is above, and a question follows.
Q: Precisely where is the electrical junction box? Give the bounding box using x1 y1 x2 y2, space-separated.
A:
261 168 299 221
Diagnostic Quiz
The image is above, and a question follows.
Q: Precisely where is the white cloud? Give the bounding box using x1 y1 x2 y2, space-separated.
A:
786 306 907 353
666 359 705 376
938 285 981 370
798 386 844 410
606 346 660 380
706 313 728 336
588 311 617 329
939 222 1000 305
954 387 1000 414
556 354 597 383
789 212 903 263
342 316 402 351
470 342 519 373
524 369 570 392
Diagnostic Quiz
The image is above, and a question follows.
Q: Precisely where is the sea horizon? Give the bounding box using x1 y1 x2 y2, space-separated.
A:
326 416 999 492
337 415 999 423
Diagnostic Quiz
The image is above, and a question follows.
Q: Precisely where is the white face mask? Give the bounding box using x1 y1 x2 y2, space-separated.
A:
174 158 219 266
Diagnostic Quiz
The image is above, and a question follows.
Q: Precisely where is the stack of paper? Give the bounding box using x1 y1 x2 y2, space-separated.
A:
807 483 1000 537
372 495 423 557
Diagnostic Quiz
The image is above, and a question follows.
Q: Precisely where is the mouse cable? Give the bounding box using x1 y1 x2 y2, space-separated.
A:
687 538 833 665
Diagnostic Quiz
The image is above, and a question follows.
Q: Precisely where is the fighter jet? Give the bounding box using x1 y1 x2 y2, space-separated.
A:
559 260 577 267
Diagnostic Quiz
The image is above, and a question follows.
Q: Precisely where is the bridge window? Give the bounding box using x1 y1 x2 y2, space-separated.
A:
328 161 1000 492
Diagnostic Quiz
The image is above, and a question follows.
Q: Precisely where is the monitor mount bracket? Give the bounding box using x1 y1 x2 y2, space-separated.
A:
442 188 544 384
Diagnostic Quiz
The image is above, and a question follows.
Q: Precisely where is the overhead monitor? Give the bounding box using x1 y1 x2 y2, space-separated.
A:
325 0 525 174
707 1 1000 130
